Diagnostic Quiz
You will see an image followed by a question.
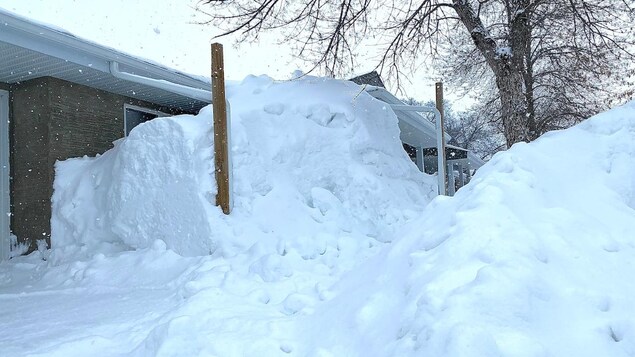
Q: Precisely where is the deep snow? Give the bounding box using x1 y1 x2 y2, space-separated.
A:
1 75 635 357
51 75 434 258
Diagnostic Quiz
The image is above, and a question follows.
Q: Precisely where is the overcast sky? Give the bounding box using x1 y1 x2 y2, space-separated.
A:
1 0 441 101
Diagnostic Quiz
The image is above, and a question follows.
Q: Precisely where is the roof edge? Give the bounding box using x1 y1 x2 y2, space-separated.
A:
0 7 210 90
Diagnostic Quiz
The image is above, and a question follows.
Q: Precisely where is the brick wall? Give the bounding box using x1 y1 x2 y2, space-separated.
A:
11 78 51 251
10 77 187 251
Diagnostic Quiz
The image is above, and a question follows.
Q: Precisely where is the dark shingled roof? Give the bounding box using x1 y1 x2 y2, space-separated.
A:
349 71 386 88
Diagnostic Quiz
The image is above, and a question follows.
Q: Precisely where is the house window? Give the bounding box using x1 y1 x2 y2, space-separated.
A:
403 143 417 164
124 104 168 136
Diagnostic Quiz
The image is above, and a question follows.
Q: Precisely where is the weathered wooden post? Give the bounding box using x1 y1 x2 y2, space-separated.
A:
435 82 448 196
211 43 231 214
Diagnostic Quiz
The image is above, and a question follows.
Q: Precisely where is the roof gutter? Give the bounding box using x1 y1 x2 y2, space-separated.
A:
109 61 212 103
0 8 210 90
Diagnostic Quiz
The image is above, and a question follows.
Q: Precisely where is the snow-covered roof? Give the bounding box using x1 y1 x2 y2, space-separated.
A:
0 8 210 112
362 84 485 169
364 86 445 146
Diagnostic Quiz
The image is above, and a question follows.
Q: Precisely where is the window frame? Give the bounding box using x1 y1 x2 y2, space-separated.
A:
123 104 169 136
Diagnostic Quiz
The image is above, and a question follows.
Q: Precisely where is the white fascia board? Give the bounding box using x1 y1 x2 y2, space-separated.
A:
0 8 209 90
0 24 111 74
446 144 466 150
109 61 212 103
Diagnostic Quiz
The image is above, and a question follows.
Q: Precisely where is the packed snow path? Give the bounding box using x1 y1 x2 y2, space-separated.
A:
1 77 635 356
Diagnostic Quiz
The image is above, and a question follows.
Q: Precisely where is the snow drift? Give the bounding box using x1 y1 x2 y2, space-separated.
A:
4 75 635 356
298 100 635 356
51 75 435 257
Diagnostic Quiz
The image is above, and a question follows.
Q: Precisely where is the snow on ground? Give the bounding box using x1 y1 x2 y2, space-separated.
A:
1 75 435 356
1 75 635 356
294 100 635 356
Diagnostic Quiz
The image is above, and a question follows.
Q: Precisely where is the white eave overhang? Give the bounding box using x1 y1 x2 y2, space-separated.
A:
365 86 452 145
0 8 211 112
364 86 486 170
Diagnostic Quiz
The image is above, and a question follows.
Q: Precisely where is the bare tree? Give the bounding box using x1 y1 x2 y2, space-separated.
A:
441 1 635 141
198 0 634 147
404 98 505 159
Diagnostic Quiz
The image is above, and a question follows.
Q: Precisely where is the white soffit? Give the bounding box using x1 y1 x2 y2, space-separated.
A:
0 8 210 111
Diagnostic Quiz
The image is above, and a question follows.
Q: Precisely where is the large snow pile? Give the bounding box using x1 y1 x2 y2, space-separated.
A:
52 75 435 258
2 75 635 356
300 100 635 356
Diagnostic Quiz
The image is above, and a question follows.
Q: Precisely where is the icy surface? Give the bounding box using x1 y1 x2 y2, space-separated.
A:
1 76 635 356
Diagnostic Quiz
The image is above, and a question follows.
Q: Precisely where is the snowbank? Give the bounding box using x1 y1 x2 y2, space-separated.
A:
8 77 635 356
298 100 635 356
51 75 435 257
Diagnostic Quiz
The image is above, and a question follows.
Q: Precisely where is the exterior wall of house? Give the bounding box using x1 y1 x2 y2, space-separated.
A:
9 76 188 252
47 77 179 159
11 77 51 252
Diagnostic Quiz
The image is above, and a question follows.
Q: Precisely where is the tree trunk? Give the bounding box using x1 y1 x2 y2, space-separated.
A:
453 0 532 148
496 67 529 147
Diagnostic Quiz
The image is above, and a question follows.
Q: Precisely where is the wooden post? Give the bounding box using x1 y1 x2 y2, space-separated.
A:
435 82 448 195
211 43 231 214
